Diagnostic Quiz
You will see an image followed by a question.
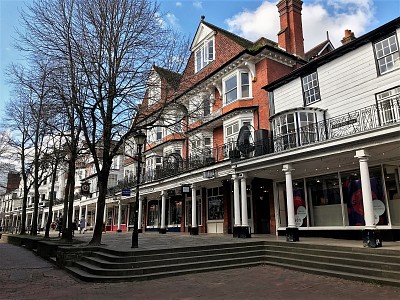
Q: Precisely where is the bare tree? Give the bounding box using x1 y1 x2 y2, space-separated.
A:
15 0 189 245
6 61 56 235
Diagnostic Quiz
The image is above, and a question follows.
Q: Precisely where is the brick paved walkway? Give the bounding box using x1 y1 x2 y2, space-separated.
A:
2 232 400 300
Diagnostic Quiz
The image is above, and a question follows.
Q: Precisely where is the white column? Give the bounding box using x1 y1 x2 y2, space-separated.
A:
78 206 83 221
103 204 107 223
160 191 166 230
355 150 375 229
41 212 46 229
84 205 88 230
94 202 98 224
117 201 122 231
138 197 143 231
191 184 197 228
233 174 241 227
52 211 55 222
240 174 249 227
283 164 296 228
72 206 76 221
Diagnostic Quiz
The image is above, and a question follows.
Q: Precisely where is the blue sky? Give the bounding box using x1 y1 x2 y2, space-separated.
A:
1 0 399 116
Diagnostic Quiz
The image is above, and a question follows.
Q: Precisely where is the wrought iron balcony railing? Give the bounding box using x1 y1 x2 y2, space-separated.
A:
120 100 400 187
273 100 400 152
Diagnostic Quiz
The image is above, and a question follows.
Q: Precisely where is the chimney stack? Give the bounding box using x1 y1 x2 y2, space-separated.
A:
277 0 305 58
341 29 356 45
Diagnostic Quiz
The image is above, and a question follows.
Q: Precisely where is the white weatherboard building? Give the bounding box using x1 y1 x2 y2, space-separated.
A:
234 17 400 246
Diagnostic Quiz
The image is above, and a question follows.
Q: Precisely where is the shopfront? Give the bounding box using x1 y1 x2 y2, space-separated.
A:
275 164 399 238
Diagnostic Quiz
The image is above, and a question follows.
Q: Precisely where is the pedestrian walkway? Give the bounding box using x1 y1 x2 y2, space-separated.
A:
44 229 400 252
2 235 400 300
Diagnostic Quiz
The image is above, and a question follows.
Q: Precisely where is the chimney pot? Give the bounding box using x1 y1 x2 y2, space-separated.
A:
341 29 356 45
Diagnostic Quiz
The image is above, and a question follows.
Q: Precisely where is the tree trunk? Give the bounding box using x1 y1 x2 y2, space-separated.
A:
45 160 58 238
88 173 108 246
20 192 28 235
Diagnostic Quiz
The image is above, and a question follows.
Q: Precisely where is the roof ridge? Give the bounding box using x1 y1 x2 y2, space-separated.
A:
201 20 254 49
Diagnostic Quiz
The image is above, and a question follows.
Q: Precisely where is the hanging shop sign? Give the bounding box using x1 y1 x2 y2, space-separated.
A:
81 182 91 196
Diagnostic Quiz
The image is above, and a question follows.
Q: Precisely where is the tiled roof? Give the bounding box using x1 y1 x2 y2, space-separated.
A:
153 65 182 90
304 40 334 61
201 20 254 49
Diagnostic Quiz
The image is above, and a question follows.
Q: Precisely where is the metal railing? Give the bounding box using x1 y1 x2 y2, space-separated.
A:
273 101 399 152
118 101 400 186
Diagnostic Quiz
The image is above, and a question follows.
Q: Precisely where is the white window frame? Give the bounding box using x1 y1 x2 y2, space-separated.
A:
195 38 215 73
374 34 400 75
272 110 318 151
376 86 400 124
223 70 251 105
302 71 321 105
223 115 253 156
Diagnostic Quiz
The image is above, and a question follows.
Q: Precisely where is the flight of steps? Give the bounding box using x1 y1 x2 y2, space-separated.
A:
65 240 400 286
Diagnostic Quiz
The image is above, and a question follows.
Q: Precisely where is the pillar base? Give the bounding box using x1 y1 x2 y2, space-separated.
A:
362 229 382 248
159 228 167 234
117 229 122 233
137 228 143 233
189 226 199 235
286 227 299 242
233 226 251 238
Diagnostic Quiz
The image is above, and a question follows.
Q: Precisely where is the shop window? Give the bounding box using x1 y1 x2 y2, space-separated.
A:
374 34 400 75
341 168 388 226
302 71 321 105
306 174 342 226
384 165 400 225
168 199 182 225
207 187 224 220
292 180 307 227
147 200 160 226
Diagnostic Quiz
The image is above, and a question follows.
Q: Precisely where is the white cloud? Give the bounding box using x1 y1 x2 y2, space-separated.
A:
176 2 182 7
225 0 376 51
166 13 180 29
193 1 202 9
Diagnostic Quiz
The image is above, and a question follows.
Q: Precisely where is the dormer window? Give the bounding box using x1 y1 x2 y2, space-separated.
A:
195 38 214 73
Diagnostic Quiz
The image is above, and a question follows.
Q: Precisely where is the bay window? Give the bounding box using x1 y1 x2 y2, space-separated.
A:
272 109 321 151
223 71 251 105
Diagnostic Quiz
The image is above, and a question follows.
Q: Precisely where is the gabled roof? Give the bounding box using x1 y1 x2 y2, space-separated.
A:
153 65 182 90
304 39 335 61
200 20 254 49
263 16 400 91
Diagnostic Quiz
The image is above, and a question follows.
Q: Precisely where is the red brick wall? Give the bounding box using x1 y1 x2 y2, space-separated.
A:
179 32 246 93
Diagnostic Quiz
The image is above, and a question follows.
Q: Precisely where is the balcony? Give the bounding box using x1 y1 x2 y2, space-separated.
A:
273 101 399 152
134 102 400 185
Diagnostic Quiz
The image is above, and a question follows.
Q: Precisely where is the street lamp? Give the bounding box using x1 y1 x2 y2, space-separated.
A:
132 130 146 248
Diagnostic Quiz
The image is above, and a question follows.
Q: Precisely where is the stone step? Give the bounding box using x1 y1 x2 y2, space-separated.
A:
66 260 263 283
91 243 266 263
98 240 266 257
264 242 400 255
73 254 265 277
264 260 400 288
264 245 400 264
83 249 266 269
265 255 400 280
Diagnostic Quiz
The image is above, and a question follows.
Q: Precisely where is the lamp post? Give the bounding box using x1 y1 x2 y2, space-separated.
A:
131 130 146 248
